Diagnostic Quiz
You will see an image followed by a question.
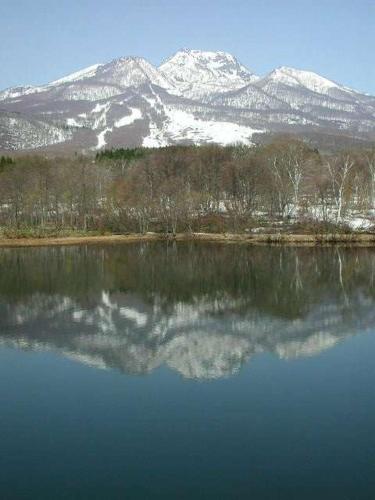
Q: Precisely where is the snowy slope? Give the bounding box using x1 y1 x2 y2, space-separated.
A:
50 64 103 85
208 82 290 110
1 49 374 151
0 85 47 101
264 67 350 95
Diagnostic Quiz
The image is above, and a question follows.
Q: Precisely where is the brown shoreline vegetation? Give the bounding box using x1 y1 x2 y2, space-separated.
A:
1 231 375 248
1 141 375 240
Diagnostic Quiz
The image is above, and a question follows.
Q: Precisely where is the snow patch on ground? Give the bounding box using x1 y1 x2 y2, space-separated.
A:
346 216 374 230
114 108 142 128
66 118 82 127
143 107 263 147
92 103 109 114
96 127 112 149
94 106 142 149
143 127 169 148
92 103 111 130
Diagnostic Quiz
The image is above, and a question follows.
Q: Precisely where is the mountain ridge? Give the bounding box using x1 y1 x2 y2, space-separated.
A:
1 49 374 152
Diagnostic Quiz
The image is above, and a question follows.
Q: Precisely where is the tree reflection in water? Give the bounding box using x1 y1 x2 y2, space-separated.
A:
0 242 374 379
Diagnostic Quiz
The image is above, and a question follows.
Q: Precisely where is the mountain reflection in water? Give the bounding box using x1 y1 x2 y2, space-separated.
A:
0 242 374 380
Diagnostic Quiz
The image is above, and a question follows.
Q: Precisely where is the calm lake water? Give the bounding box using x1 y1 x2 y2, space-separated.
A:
0 242 375 499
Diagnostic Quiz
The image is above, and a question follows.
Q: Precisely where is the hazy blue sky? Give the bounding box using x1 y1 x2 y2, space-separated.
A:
1 0 374 93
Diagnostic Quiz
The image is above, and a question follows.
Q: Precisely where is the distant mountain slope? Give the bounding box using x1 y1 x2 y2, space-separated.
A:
1 49 374 152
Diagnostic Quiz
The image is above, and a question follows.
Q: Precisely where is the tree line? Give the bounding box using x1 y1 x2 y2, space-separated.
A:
0 139 374 235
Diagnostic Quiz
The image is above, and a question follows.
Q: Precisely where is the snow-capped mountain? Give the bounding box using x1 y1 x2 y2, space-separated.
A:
159 49 259 99
1 49 374 152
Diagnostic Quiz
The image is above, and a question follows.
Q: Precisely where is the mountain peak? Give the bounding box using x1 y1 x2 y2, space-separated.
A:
161 48 250 72
265 66 352 96
93 56 173 90
159 49 258 99
177 48 237 59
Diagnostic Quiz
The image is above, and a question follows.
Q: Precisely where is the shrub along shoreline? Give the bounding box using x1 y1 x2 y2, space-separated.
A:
0 232 375 248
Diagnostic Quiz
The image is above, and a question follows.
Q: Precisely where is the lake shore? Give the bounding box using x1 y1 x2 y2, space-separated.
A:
1 232 375 248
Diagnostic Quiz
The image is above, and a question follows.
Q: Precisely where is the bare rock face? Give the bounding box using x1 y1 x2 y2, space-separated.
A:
1 49 374 152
